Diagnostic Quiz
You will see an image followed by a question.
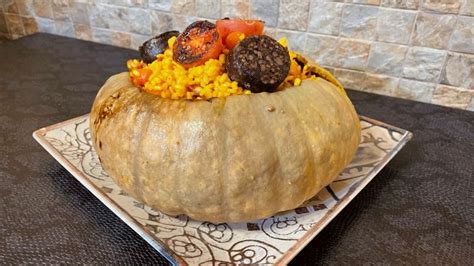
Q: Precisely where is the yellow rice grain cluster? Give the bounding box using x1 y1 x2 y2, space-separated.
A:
127 36 250 100
127 37 313 100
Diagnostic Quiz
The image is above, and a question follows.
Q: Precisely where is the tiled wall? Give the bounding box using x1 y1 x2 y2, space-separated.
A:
1 0 473 110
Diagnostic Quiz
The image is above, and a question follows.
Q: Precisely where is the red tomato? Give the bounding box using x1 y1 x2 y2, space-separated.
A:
173 21 223 68
216 19 264 41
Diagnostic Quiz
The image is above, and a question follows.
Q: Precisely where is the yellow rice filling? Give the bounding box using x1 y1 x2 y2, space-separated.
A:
127 37 312 100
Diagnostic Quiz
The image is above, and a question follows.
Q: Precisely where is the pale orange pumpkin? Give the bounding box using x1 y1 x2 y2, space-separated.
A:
90 63 360 222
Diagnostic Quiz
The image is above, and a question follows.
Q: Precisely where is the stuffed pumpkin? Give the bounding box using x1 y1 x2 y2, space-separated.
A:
90 19 360 222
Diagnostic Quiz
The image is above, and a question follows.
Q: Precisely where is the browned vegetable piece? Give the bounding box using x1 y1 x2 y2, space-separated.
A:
139 31 179 63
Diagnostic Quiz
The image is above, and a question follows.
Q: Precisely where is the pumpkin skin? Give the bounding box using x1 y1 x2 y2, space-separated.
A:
90 71 360 222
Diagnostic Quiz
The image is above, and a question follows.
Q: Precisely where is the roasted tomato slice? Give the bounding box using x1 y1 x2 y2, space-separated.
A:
216 19 264 41
173 21 223 68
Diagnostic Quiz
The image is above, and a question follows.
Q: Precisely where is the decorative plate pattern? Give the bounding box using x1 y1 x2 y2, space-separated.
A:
33 115 411 265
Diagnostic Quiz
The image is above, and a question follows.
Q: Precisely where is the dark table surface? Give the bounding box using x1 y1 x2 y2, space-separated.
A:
1 33 473 265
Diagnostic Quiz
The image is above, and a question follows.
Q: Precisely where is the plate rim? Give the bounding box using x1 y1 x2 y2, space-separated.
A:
33 114 412 265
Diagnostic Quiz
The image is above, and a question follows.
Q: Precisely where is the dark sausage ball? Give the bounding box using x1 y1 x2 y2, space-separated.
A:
139 31 179 63
225 35 290 93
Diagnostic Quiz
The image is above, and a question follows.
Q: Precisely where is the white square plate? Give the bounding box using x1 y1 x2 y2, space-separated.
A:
33 115 411 265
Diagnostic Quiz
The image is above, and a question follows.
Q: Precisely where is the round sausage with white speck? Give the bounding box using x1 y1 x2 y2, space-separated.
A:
225 35 291 93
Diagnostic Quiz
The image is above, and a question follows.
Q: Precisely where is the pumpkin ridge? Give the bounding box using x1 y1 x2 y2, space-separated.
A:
278 89 316 205
167 100 188 214
251 95 279 213
219 99 229 219
250 94 281 216
130 92 158 201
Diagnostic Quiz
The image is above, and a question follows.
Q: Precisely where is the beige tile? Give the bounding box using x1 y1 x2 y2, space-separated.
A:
172 0 195 15
74 23 91 40
422 0 461 14
275 29 306 53
197 0 221 19
90 4 129 32
54 19 74 37
172 14 198 31
346 0 381 5
412 12 456 49
441 52 474 89
381 0 419 9
305 33 339 66
51 0 71 21
22 16 37 35
131 33 151 49
376 8 416 44
128 8 151 35
308 1 343 35
460 0 474 16
395 79 435 103
249 0 279 27
336 38 371 71
151 10 173 33
278 0 310 31
4 13 24 36
363 73 399 96
334 68 367 90
150 10 196 33
92 27 112 44
16 0 34 16
448 16 474 54
149 0 172 11
111 31 131 48
32 0 53 18
367 42 408 76
402 47 446 82
432 85 474 109
4 0 19 14
221 0 249 19
69 2 89 25
341 4 378 41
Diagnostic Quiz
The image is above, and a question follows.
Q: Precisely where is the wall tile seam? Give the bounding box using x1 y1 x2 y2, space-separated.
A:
253 0 281 27
276 0 302 31
401 7 419 79
409 9 464 52
2 13 26 36
436 12 460 85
